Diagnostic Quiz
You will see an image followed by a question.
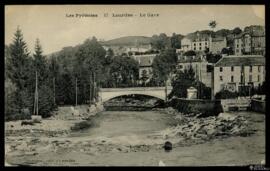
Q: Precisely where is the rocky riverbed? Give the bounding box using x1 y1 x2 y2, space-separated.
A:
5 106 265 166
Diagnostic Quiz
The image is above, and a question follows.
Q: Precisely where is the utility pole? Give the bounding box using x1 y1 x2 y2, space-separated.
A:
75 77 78 106
93 72 96 103
89 75 92 106
53 77 56 105
34 71 38 115
165 79 168 102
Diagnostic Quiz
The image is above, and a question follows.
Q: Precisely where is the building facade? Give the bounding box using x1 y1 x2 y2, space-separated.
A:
180 33 226 55
209 37 227 54
132 54 156 84
234 27 265 56
176 55 212 88
213 55 265 96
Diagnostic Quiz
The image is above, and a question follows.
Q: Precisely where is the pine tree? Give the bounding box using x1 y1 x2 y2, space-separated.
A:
49 55 60 106
6 27 32 116
29 39 54 117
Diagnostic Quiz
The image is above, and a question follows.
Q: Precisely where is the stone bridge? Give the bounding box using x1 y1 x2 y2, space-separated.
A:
98 86 173 102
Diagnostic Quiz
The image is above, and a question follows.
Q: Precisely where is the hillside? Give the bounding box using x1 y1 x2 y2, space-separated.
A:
100 36 152 46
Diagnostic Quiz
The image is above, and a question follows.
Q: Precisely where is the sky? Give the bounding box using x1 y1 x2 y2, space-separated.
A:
5 5 265 55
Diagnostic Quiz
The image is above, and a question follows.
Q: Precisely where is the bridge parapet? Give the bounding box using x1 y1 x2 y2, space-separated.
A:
99 86 172 102
100 86 172 92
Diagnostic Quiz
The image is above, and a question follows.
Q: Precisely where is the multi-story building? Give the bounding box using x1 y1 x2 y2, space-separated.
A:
209 37 227 54
213 55 265 97
103 44 152 56
179 33 226 54
176 55 212 88
179 37 192 52
132 54 156 84
234 28 265 56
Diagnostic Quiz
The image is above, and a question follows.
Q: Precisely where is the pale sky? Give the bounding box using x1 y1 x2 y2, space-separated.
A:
5 5 265 55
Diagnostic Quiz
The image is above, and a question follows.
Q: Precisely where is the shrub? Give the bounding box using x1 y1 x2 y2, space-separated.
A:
215 90 238 99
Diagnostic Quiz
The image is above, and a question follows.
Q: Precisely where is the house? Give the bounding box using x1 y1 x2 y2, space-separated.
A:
132 54 156 84
176 55 212 88
179 37 192 52
209 36 227 54
179 33 226 55
234 27 265 56
213 55 265 97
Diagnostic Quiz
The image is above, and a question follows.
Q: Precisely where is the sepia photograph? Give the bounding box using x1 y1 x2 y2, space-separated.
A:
4 4 266 166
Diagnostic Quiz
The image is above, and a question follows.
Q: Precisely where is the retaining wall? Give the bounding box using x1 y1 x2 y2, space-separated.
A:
169 98 223 116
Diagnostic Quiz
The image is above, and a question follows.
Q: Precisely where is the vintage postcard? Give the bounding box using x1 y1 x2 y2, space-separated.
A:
4 5 266 166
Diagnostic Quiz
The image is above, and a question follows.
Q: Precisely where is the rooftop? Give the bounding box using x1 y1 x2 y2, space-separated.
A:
214 55 265 67
211 37 226 42
178 56 205 63
234 30 265 39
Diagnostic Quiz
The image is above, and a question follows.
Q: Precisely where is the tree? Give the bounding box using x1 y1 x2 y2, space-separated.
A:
6 27 32 116
140 69 149 87
169 67 196 98
206 53 222 63
152 48 177 86
183 50 196 56
170 33 181 49
49 55 60 106
221 47 233 55
232 27 242 35
215 90 238 99
57 69 75 104
209 20 217 31
32 39 49 83
150 33 171 51
108 56 139 88
29 39 55 117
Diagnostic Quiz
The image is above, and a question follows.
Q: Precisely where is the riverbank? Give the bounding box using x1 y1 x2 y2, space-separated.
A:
5 106 265 166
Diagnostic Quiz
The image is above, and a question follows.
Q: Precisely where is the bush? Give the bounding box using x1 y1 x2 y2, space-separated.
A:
215 90 238 99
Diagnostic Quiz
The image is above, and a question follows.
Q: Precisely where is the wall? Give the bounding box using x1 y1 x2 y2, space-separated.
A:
220 98 250 112
213 65 265 95
210 39 227 54
177 61 212 88
250 99 265 113
169 98 223 117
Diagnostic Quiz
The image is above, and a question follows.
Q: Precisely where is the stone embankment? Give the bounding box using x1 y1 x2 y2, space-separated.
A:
152 107 256 146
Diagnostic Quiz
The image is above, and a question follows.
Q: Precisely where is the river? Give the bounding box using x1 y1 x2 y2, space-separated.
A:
5 110 265 166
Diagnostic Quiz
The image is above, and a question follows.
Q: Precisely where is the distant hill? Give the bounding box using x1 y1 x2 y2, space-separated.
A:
100 36 152 46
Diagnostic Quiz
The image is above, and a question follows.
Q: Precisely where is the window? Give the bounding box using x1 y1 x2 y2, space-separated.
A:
237 44 239 48
231 76 234 82
241 65 244 72
249 75 252 82
249 66 252 72
199 47 202 50
241 75 244 84
236 49 239 53
220 76 223 81
231 66 234 72
258 66 261 72
220 67 223 72
194 47 196 50
178 65 183 69
205 42 207 45
199 43 201 46
258 75 260 82
194 43 196 46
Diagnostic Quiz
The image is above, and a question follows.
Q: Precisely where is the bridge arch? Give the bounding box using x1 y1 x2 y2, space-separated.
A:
101 93 165 103
98 87 172 103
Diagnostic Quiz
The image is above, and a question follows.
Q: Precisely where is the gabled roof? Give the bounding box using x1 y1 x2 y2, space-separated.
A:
212 37 226 42
214 55 265 67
